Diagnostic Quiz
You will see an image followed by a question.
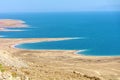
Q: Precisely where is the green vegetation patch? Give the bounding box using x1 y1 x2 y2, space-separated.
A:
0 64 5 72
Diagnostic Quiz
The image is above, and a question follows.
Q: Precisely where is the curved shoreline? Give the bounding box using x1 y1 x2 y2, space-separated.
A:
0 38 120 80
11 37 82 50
11 38 120 57
0 18 120 79
11 37 86 56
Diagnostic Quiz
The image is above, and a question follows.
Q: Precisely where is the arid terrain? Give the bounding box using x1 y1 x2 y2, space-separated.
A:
0 19 120 80
0 38 120 80
0 19 27 31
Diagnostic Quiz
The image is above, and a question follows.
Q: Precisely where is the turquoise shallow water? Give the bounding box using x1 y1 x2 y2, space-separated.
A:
0 12 120 56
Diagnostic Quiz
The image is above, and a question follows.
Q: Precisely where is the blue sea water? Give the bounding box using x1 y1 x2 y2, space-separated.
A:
0 12 120 56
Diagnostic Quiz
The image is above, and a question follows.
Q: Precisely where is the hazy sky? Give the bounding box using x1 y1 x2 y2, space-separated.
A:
0 0 120 13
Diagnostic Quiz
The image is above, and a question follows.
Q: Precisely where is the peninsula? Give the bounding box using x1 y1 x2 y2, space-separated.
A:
0 19 120 80
0 19 27 31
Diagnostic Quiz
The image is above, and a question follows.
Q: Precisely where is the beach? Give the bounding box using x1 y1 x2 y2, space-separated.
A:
0 19 27 31
0 0 120 79
0 38 120 80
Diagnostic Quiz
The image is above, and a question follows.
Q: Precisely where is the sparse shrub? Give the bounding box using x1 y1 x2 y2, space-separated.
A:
11 72 17 77
23 71 30 75
0 64 5 72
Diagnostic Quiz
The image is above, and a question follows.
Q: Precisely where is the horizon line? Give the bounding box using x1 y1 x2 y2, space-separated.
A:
0 10 120 13
0 10 120 14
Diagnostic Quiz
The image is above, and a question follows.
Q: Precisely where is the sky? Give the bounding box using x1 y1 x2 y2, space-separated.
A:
0 0 120 13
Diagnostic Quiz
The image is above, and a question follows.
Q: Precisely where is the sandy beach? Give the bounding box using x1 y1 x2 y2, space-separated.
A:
0 0 120 79
0 19 27 31
0 38 120 80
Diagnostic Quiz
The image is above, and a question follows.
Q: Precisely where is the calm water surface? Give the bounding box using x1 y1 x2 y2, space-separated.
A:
0 12 120 56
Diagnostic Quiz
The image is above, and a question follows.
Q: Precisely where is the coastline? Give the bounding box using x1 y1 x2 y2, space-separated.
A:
11 37 84 51
0 38 120 80
14 38 120 57
0 19 28 32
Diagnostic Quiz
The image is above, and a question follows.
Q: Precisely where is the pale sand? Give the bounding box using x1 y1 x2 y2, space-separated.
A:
0 19 28 32
0 38 120 80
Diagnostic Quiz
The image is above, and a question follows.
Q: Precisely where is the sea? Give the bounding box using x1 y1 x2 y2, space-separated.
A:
0 12 120 56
